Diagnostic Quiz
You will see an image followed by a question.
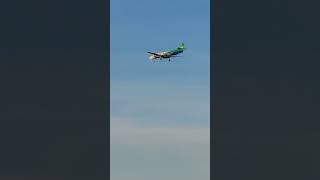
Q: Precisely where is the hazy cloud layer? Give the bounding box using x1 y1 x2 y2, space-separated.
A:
111 118 210 180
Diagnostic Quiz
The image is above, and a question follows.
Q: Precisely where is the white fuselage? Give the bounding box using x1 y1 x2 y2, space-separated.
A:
149 52 168 60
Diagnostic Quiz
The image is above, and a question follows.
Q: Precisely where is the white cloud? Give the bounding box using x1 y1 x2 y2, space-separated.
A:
111 117 209 146
110 117 210 180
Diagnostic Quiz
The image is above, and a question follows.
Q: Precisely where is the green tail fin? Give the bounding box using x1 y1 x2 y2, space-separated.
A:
178 42 185 50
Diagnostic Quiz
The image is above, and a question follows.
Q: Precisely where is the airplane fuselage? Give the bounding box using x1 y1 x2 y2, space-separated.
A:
148 43 186 61
149 49 183 59
168 49 183 56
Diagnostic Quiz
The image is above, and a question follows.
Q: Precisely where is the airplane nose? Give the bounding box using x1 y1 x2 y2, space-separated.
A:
149 56 155 60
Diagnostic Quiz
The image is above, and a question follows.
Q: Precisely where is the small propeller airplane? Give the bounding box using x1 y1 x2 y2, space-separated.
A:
147 43 186 62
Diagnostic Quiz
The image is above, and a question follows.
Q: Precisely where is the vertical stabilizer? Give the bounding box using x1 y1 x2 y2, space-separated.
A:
178 42 185 50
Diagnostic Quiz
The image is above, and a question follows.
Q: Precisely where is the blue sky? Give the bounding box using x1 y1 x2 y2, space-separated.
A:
111 0 210 179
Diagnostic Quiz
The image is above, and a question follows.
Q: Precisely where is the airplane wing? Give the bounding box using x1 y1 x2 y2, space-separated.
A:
147 52 162 57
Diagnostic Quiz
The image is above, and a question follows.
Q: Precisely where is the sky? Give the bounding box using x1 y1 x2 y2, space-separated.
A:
110 0 210 179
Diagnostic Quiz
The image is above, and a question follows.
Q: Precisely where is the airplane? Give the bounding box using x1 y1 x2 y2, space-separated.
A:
147 43 186 62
